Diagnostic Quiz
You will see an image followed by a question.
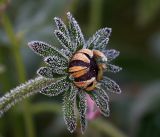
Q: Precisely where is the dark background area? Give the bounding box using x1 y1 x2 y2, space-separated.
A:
0 0 160 137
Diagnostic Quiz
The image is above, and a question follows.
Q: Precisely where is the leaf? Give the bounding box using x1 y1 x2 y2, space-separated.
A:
63 84 78 133
96 87 109 102
37 67 67 78
67 12 85 50
40 77 69 96
101 77 121 94
104 49 120 62
44 55 68 68
28 41 68 60
54 30 72 56
77 91 87 134
89 90 110 117
106 64 122 73
87 28 111 50
95 38 109 50
54 17 69 37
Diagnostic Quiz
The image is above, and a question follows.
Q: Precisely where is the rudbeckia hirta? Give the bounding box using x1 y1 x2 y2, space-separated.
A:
28 12 122 133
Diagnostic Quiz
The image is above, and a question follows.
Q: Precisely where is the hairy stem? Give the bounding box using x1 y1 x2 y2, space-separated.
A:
0 76 54 117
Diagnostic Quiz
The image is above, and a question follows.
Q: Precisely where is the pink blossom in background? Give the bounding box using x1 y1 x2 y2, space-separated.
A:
86 94 101 120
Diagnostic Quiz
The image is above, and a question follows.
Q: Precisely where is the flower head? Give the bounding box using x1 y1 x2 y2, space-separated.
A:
28 12 122 133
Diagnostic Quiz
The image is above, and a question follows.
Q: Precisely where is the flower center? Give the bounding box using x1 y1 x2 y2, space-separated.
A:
68 49 106 91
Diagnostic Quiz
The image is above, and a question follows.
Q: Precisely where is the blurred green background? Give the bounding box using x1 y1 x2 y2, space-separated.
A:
0 0 160 137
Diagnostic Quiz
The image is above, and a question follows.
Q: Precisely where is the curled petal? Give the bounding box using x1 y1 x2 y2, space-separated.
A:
89 90 110 117
40 77 69 96
77 91 87 134
106 64 122 73
28 41 68 60
63 84 78 133
101 77 121 94
104 49 120 61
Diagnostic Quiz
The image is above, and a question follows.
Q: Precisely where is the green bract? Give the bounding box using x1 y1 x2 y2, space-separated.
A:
28 12 122 133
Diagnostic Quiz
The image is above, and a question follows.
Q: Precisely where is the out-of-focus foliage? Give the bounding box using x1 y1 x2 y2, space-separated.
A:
0 0 160 137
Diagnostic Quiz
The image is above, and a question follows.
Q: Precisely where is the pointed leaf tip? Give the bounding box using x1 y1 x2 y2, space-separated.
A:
101 77 122 94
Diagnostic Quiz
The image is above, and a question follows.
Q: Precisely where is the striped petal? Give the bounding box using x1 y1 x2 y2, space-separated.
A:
63 84 78 133
40 77 69 96
28 41 68 60
101 76 121 94
77 91 87 134
71 68 89 78
74 77 95 88
71 52 90 63
69 66 87 73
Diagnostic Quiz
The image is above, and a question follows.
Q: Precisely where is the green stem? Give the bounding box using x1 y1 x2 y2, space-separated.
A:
2 14 34 137
0 76 55 117
91 119 128 137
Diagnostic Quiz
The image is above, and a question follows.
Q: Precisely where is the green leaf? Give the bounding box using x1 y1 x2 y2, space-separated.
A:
63 84 78 133
77 91 87 134
44 55 68 68
54 17 69 38
89 89 110 117
67 12 85 50
37 67 67 78
28 41 68 60
40 76 69 96
106 64 122 73
104 49 120 62
54 30 72 56
101 77 121 94
87 28 111 50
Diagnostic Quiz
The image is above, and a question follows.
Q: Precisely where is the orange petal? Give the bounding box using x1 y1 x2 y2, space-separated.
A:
93 50 105 58
74 77 95 88
69 66 87 73
71 53 90 63
78 49 93 58
71 68 89 78
97 64 106 81
85 80 97 91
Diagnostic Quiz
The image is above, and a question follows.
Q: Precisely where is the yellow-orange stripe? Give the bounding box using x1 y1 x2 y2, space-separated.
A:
78 49 93 58
71 52 90 63
71 68 89 78
85 80 97 91
74 77 95 88
69 66 87 73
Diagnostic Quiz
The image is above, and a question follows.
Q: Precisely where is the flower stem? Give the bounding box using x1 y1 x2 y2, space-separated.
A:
0 76 55 117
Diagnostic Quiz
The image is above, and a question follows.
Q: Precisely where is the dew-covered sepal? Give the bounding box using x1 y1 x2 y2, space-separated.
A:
101 76 121 94
40 77 69 96
63 85 78 133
